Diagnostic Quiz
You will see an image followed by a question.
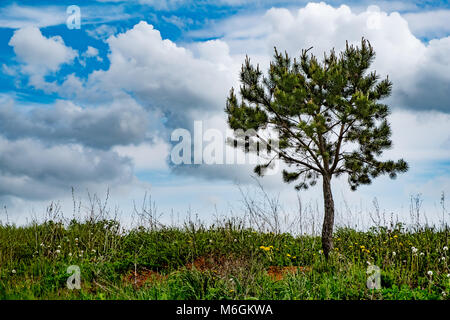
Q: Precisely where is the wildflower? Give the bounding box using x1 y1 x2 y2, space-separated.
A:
11 269 16 274
69 253 72 257
234 239 237 242
441 257 446 261
411 247 418 254
209 239 213 244
286 253 291 257
360 245 365 250
75 238 78 241
393 235 398 239
55 250 61 254
447 274 450 278
442 291 447 297
444 246 448 251
319 250 323 254
420 252 424 256
427 271 433 276
40 243 44 247
392 251 396 256
57 245 61 249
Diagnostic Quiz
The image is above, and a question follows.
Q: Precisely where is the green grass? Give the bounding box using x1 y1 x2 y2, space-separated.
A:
0 217 449 300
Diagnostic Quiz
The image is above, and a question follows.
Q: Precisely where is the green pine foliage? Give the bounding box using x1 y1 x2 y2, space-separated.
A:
225 38 408 190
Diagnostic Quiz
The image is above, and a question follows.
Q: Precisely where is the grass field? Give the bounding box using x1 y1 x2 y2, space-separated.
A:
1 205 449 300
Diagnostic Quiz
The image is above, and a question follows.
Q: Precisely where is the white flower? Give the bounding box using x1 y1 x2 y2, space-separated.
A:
441 257 446 261
57 245 61 248
11 269 16 274
75 238 79 241
55 250 61 254
443 291 447 297
209 239 213 243
40 243 44 247
319 250 323 254
427 270 433 276
447 274 450 278
444 246 448 251
69 253 72 257
91 249 96 253
392 251 396 256
420 252 424 256
411 247 418 253
234 239 237 242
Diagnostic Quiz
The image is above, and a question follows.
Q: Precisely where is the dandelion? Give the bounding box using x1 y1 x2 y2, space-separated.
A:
360 245 365 250
393 235 398 239
427 271 433 276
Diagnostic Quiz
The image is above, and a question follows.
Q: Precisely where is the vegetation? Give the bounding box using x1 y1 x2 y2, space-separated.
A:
1 203 448 300
225 39 408 258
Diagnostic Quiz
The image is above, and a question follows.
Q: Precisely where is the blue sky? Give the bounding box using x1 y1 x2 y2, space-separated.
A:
0 0 449 228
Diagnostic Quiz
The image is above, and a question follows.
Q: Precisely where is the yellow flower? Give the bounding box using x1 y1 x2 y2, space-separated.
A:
393 235 398 239
286 253 291 257
360 245 365 249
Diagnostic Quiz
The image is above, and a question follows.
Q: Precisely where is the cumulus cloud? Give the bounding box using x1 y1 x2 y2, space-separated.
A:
0 98 150 150
79 21 237 133
191 3 450 113
0 137 134 200
9 27 78 74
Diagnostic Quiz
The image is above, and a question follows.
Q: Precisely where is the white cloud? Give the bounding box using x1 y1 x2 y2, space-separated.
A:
114 140 170 171
404 10 450 39
0 4 65 29
8 26 78 78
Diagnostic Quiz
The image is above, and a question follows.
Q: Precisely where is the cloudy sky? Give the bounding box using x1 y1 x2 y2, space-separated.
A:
0 0 449 227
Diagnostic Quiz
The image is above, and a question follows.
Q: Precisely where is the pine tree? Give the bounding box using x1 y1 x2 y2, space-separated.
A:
225 38 408 258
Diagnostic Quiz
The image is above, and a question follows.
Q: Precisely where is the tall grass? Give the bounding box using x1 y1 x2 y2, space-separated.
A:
0 188 449 300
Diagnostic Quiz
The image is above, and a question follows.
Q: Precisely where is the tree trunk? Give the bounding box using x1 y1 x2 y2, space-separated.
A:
321 174 335 259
